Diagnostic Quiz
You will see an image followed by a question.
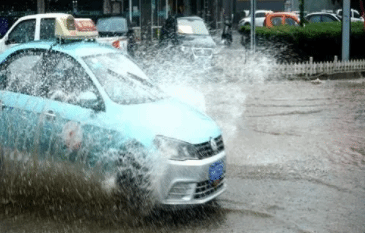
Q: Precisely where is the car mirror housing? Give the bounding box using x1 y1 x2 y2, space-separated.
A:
78 91 97 101
77 91 104 112
4 38 12 45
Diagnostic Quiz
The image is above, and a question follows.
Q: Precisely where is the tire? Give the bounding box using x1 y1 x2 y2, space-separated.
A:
115 140 153 214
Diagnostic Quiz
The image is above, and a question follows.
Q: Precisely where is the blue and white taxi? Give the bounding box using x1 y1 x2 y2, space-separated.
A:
0 15 226 208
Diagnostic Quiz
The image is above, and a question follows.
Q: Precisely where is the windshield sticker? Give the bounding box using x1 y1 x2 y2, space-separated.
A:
178 25 193 34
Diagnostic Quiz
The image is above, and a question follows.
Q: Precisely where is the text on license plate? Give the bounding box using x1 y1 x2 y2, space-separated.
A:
209 160 224 183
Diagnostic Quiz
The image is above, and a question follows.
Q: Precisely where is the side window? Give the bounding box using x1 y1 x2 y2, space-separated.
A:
40 18 56 40
322 16 334 22
44 53 103 109
3 51 44 95
308 15 321 23
271 17 282 26
7 19 36 44
285 18 297 26
256 13 266 18
354 11 361 19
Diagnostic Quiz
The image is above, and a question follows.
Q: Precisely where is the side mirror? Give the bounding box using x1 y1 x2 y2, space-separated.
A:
79 91 97 101
4 39 11 45
77 91 103 111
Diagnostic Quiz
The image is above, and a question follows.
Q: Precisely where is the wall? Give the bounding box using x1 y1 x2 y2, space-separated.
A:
236 0 285 14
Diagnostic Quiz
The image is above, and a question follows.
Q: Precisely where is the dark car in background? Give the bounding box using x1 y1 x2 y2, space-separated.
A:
159 16 216 69
96 16 136 55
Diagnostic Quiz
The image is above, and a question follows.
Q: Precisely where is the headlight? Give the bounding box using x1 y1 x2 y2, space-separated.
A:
154 136 198 161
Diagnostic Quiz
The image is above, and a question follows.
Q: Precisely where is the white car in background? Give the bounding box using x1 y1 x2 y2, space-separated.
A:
238 10 273 28
304 12 341 23
335 8 364 22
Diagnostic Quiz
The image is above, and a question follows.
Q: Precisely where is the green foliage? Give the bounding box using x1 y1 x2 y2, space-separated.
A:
239 22 365 62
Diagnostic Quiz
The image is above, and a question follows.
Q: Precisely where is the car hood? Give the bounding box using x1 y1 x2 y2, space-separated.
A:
108 98 221 146
179 35 216 48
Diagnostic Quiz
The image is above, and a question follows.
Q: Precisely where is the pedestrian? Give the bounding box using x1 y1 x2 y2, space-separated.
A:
177 4 185 17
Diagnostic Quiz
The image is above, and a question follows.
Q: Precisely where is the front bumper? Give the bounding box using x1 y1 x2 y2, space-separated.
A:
157 151 226 206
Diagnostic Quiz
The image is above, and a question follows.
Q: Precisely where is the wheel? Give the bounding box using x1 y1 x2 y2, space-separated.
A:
115 140 153 215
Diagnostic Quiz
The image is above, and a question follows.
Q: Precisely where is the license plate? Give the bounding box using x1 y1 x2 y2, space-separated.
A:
209 160 224 183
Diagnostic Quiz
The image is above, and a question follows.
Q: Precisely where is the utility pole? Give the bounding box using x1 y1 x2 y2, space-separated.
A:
250 0 256 52
232 0 236 24
141 0 152 41
299 0 304 27
342 0 350 61
37 0 45 13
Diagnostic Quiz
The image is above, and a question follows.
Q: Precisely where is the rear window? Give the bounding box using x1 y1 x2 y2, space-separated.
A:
97 17 128 32
177 18 209 35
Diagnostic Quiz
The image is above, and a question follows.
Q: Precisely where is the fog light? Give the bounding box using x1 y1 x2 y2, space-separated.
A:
167 182 196 201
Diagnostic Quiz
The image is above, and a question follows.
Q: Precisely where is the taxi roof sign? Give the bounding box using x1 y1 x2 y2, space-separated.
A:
55 15 98 40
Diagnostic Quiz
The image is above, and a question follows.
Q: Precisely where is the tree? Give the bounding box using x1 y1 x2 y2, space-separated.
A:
299 0 304 27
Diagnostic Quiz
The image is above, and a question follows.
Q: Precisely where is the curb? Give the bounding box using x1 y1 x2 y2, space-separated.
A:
289 71 365 81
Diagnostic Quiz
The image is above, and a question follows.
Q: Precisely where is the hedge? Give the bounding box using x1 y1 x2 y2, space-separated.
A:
239 22 365 63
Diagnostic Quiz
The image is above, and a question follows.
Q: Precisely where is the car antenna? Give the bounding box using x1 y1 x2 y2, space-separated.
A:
47 40 59 53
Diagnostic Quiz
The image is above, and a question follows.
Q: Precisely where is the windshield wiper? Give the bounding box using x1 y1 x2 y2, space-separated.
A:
127 72 153 87
107 68 128 82
107 69 153 87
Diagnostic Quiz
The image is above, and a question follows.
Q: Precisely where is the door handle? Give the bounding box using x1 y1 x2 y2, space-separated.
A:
44 110 56 121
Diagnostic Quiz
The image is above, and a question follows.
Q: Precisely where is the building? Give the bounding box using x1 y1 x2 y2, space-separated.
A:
235 0 286 13
0 0 225 40
287 0 341 13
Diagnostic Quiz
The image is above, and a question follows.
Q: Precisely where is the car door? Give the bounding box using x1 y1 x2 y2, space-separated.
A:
255 12 266 26
1 19 36 52
40 51 114 167
0 49 48 155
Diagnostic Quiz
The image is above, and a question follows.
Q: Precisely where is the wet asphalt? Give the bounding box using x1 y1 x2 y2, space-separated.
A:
1 32 365 233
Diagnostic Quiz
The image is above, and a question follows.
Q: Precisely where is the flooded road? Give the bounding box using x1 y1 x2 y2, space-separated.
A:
205 79 365 232
1 40 365 232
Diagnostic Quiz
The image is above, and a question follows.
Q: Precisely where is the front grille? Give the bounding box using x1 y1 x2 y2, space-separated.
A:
194 175 225 199
195 135 224 159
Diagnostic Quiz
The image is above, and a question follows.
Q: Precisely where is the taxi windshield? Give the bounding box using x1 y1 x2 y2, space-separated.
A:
177 18 209 35
83 53 167 105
